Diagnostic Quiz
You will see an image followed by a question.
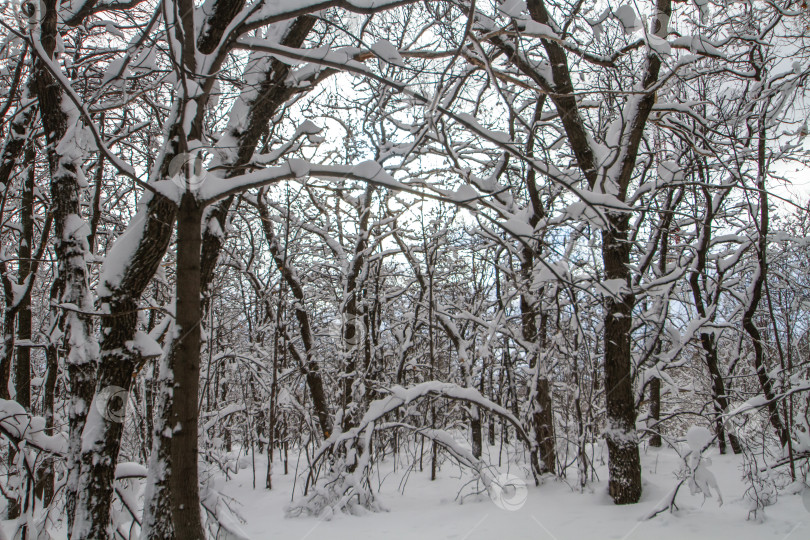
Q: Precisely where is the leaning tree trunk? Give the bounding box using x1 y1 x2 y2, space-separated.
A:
701 333 742 454
70 303 146 538
71 192 176 540
258 200 332 438
687 178 742 455
742 121 789 448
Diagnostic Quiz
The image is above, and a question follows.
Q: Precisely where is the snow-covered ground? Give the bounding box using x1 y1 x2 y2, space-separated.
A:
5 443 805 539
215 445 809 540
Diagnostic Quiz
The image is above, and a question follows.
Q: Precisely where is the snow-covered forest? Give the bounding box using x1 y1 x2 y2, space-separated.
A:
0 0 809 538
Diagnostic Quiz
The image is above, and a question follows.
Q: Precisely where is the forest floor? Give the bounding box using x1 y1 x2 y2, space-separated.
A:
4 442 806 539
215 443 809 540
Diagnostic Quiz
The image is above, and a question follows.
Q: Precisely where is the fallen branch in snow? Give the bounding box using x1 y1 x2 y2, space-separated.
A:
642 480 686 520
644 426 722 521
202 489 251 540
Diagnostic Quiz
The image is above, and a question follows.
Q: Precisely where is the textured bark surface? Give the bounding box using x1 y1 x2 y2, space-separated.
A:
71 11 317 534
519 115 557 473
141 348 176 539
169 196 206 540
37 282 62 506
506 0 672 504
520 284 556 474
339 185 374 432
601 218 642 504
33 0 99 528
139 14 319 534
71 192 177 540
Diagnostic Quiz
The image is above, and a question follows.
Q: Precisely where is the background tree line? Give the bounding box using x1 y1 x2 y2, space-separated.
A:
0 0 808 538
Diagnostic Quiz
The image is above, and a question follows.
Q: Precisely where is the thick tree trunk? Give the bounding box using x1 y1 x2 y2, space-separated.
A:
513 0 671 504
71 336 138 538
71 192 176 540
141 345 176 540
470 410 483 460
35 85 97 540
531 375 555 472
169 195 206 539
32 1 100 531
602 218 641 504
45 9 316 537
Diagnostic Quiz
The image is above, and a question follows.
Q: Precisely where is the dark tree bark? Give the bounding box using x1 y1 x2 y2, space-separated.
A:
257 199 332 438
601 216 642 504
169 195 206 540
0 97 36 404
339 184 374 432
37 281 62 507
141 345 176 539
648 377 661 448
520 96 556 474
687 185 741 454
32 0 99 530
14 142 35 412
741 120 789 448
71 192 176 540
645 186 681 450
497 0 673 504
72 11 317 536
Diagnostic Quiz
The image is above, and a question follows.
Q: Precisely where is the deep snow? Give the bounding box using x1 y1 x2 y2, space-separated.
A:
214 444 809 540
4 442 806 539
